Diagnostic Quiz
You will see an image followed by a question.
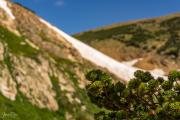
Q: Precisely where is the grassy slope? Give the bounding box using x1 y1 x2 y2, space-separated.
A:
0 93 65 120
0 26 100 120
74 14 180 59
0 26 38 58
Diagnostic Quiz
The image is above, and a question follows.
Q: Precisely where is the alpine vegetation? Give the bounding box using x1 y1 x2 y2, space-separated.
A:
86 70 180 120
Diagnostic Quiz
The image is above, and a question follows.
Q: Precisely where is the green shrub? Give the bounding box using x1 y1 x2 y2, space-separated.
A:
158 32 180 57
160 17 180 31
86 70 180 120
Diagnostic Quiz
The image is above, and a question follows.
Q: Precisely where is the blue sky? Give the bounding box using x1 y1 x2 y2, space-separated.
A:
12 0 180 34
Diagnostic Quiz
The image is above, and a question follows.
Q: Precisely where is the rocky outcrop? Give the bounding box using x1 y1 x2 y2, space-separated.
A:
10 55 58 111
0 43 17 101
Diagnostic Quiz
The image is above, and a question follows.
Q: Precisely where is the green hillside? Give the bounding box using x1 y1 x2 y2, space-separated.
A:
74 14 180 72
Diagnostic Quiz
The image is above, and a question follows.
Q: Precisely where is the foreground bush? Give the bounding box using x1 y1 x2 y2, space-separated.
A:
86 70 180 120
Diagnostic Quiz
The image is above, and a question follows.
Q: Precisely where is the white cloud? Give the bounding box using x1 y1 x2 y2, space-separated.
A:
55 0 64 7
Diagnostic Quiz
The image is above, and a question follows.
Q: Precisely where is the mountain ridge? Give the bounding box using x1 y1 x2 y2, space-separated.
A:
74 12 180 34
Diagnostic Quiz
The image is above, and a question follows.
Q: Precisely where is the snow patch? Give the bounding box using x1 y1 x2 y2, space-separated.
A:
39 18 167 82
122 58 143 66
0 0 15 19
150 69 165 76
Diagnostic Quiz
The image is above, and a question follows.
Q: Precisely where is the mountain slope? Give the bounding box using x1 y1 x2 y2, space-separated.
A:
38 15 166 82
0 0 168 120
0 1 99 119
74 13 180 74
